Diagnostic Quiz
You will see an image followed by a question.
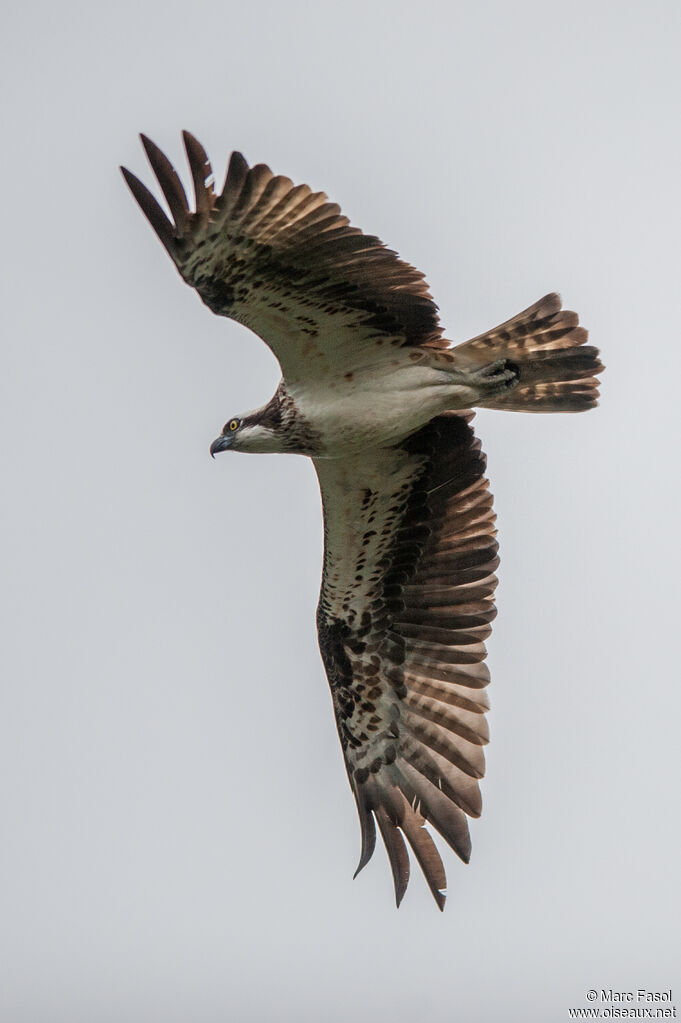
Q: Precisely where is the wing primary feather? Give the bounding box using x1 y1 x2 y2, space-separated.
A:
374 806 410 908
230 162 274 222
244 175 295 235
140 134 189 234
400 762 473 863
400 812 447 911
352 785 376 878
120 167 177 258
217 151 250 219
182 130 214 223
249 182 313 243
139 132 189 233
403 745 483 818
403 715 485 779
406 676 490 715
405 693 489 745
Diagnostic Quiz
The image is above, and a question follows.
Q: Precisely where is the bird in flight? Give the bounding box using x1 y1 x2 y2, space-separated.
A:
122 133 603 910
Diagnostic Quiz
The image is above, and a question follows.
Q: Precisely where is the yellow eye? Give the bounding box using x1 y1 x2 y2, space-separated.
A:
228 418 240 432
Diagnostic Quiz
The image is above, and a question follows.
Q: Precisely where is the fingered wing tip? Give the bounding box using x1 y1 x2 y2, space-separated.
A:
353 825 376 880
353 858 370 881
138 133 190 232
180 128 210 151
138 133 159 164
181 128 208 161
181 130 215 221
227 150 250 178
120 164 177 257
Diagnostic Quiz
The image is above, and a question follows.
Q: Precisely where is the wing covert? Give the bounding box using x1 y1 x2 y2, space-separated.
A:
314 414 498 910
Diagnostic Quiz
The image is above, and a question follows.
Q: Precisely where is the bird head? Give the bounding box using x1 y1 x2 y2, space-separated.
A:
209 413 284 456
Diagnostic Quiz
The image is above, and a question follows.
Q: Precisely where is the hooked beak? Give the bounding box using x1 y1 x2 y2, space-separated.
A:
210 434 233 458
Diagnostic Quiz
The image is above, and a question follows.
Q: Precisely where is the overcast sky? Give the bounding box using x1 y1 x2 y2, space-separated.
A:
2 2 680 1021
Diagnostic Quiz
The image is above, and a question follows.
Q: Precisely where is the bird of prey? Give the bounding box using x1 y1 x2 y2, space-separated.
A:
122 133 603 910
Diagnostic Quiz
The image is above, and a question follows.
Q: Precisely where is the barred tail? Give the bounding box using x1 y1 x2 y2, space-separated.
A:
454 293 603 412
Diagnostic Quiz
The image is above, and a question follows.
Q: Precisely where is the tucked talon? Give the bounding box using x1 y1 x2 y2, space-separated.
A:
502 360 521 386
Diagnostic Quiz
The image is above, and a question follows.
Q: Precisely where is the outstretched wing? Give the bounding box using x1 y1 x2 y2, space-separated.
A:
314 414 497 910
121 133 448 386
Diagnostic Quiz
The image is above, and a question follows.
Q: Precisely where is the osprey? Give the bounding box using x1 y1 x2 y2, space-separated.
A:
122 133 603 910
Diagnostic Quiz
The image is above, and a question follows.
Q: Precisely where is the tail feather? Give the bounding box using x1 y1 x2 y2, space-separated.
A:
454 293 604 413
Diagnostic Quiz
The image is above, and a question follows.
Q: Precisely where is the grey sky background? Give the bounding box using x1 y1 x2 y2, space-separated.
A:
2 2 680 1020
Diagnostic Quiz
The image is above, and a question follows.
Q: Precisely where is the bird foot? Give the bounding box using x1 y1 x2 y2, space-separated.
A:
474 359 520 396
